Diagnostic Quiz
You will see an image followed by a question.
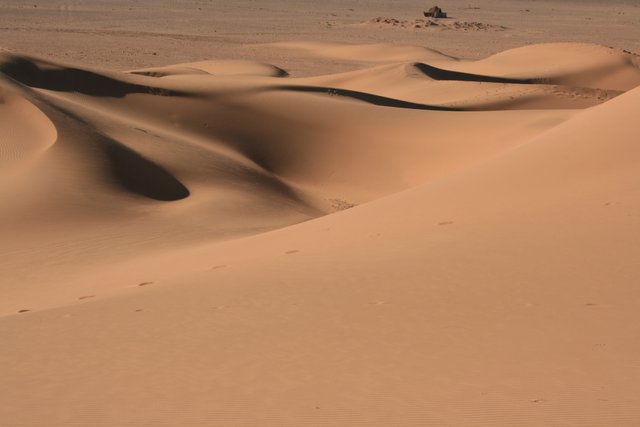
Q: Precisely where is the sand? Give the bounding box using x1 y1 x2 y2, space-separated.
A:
1 1 640 426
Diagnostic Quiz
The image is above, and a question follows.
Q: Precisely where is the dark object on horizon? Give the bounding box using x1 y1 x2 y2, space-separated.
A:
424 6 447 18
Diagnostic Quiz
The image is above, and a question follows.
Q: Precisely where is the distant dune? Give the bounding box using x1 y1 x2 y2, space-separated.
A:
1 41 640 426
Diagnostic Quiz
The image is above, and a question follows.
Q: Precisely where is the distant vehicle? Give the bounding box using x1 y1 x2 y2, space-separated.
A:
424 6 447 19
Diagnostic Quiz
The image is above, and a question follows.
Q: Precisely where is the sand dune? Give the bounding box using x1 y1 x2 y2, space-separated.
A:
450 43 640 91
269 41 459 63
130 60 290 78
1 41 640 426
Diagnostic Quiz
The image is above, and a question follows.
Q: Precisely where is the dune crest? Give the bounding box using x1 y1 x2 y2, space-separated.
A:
0 85 56 167
129 59 290 78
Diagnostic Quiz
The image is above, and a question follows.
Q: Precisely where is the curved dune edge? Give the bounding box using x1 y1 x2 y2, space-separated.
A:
0 84 57 167
273 41 640 91
128 59 290 78
1 42 640 426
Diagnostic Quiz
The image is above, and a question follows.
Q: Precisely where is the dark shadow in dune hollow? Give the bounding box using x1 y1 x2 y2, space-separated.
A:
272 85 463 111
101 137 190 202
412 62 537 84
0 56 189 98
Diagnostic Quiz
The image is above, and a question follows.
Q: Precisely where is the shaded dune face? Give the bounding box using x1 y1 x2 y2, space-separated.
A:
0 54 187 97
102 135 190 202
410 62 536 84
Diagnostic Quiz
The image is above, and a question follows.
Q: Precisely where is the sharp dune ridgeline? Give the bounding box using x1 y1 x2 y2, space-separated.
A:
1 40 640 426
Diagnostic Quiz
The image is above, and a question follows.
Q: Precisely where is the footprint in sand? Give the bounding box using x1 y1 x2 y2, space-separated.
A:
137 281 154 287
78 295 95 300
18 309 30 313
285 250 300 255
438 221 454 226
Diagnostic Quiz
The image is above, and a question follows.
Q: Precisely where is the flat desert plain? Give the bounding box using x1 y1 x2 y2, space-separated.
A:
1 1 640 426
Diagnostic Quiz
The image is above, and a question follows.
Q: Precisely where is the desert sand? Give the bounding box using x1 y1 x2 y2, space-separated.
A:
2 1 640 426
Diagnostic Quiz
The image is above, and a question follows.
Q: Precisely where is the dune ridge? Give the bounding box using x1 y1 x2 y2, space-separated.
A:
1 42 640 426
